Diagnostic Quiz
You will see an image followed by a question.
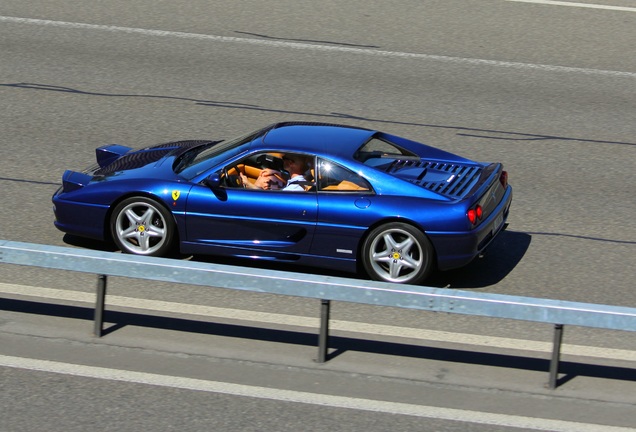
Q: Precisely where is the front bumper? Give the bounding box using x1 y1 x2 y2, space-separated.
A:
52 191 109 241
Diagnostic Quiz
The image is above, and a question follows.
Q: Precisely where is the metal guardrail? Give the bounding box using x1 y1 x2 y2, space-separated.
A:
1 239 635 389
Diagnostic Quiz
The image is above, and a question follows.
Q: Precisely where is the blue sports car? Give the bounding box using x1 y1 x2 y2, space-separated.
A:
53 122 512 285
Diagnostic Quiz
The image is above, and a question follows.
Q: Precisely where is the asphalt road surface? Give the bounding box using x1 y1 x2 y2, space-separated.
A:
1 1 635 430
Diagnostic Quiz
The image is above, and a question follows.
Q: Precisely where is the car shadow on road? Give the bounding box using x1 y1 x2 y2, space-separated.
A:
192 230 532 289
63 229 531 289
426 229 532 289
2 297 632 390
63 234 118 253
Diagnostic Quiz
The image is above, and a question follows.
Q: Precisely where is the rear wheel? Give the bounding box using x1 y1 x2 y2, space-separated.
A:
362 222 434 284
110 197 175 256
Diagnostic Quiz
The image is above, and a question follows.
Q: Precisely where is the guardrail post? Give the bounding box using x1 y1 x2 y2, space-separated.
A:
316 299 331 363
94 274 108 337
548 324 564 389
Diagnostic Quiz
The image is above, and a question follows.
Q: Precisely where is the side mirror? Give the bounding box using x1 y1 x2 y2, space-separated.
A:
203 173 222 189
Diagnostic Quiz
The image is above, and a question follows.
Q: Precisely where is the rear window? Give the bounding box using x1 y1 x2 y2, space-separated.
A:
353 137 417 164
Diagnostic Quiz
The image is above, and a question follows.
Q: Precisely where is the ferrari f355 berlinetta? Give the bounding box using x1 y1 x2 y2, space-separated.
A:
53 122 512 285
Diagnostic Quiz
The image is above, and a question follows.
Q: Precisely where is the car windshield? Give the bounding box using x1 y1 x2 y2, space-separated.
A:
174 129 264 179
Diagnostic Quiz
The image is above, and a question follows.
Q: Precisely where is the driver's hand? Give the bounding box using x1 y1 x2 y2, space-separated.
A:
260 169 287 185
254 173 272 189
239 173 248 184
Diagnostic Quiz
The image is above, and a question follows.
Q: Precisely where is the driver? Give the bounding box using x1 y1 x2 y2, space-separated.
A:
242 170 286 190
241 154 311 191
278 154 311 191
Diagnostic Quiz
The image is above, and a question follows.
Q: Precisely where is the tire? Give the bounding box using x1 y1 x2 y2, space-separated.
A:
110 197 175 256
361 222 434 284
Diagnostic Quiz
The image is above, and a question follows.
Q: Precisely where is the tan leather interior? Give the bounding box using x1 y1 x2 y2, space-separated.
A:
323 180 369 191
227 164 262 185
228 163 364 191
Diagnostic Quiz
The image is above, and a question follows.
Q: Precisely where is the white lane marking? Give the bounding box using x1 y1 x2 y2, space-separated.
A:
0 355 631 432
0 15 635 79
506 0 636 12
2 283 635 361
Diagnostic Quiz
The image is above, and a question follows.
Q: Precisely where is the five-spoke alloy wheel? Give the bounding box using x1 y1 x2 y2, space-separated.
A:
110 197 175 256
362 222 434 284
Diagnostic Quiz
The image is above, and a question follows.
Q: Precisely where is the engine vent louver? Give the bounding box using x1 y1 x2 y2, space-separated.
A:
385 160 481 199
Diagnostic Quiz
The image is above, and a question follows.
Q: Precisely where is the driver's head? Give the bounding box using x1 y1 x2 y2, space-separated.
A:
283 154 310 175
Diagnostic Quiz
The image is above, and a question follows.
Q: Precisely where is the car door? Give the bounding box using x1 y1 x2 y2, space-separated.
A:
184 183 318 257
311 158 376 260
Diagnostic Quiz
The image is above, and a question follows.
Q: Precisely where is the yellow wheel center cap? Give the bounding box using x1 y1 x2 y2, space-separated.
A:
138 225 146 233
392 252 401 260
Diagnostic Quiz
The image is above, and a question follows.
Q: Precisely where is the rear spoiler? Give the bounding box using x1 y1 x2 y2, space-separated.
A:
96 144 133 168
61 170 93 193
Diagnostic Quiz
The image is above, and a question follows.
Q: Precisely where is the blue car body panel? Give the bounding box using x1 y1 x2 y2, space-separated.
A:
53 122 512 278
183 184 318 255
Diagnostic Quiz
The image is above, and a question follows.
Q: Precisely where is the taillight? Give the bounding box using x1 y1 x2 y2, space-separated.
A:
500 170 508 188
467 204 483 225
467 209 477 225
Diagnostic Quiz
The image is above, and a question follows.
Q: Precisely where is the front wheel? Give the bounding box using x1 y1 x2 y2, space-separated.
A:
361 222 434 284
110 197 175 256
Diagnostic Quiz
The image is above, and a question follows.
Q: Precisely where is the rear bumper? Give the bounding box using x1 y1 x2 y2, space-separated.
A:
429 185 512 271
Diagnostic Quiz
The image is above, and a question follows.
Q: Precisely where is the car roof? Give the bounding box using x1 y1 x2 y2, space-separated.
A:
257 122 377 157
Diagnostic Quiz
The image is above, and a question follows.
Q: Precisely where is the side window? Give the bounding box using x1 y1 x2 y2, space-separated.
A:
221 152 287 190
317 158 372 192
221 151 317 192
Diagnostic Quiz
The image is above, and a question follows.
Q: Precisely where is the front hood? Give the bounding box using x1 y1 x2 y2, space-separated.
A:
93 140 213 176
59 140 216 194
